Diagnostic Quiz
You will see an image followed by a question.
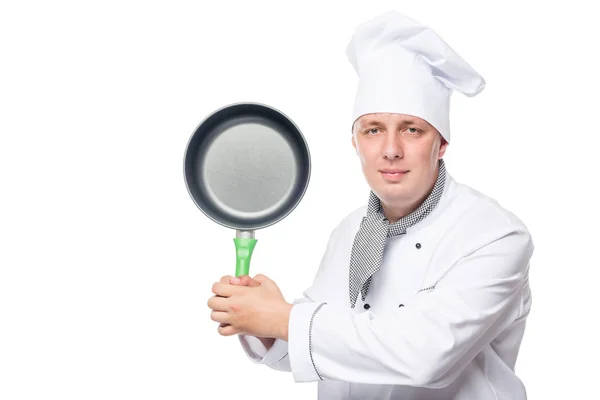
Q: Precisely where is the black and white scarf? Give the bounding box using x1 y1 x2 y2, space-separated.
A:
348 159 447 308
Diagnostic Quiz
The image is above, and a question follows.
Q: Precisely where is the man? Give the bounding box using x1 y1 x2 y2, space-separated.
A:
207 10 534 400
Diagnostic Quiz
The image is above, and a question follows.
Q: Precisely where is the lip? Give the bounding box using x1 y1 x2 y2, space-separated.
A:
380 169 408 181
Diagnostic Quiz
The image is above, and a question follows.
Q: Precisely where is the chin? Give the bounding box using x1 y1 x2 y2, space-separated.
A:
373 183 412 201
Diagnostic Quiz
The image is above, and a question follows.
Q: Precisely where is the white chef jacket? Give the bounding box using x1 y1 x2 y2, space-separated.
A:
239 173 534 400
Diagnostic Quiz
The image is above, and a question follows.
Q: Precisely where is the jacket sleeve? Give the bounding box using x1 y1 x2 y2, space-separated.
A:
238 296 312 372
287 224 534 388
237 224 343 372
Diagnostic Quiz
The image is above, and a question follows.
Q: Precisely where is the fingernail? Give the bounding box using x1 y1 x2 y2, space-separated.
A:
231 277 240 284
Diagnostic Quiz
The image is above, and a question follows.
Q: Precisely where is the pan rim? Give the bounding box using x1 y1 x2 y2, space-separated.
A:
183 101 312 231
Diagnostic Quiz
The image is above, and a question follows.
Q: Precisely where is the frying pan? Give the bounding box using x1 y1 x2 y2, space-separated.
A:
183 102 311 277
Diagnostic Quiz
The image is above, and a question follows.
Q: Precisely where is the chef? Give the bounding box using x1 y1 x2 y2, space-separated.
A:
207 10 534 400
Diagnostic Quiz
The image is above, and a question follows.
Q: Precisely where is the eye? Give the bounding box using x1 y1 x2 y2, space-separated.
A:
406 127 420 135
365 128 380 134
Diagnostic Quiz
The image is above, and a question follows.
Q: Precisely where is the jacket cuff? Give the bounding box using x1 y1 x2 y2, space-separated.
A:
238 334 289 365
288 301 327 382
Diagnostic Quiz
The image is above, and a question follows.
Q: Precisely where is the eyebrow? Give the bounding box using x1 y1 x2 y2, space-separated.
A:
359 118 421 128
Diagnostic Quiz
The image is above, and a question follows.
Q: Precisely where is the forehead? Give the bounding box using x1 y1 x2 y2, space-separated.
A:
355 113 431 127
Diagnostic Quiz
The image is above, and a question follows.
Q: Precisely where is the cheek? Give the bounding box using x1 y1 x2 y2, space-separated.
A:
356 144 374 164
361 150 379 170
409 141 439 162
428 141 441 159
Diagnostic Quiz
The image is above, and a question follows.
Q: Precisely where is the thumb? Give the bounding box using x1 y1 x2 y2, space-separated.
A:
232 275 261 287
252 274 271 285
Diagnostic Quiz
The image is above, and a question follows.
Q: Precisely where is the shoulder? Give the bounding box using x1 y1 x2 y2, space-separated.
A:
327 204 367 241
440 178 534 258
453 179 530 233
324 175 533 250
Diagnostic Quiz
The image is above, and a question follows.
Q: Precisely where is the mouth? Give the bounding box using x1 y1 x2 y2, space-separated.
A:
379 169 409 180
380 169 408 175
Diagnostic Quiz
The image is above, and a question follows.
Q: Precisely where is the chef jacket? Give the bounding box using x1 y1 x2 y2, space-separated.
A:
238 172 534 400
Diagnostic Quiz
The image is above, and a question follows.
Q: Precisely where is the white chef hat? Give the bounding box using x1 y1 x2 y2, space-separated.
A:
346 10 485 143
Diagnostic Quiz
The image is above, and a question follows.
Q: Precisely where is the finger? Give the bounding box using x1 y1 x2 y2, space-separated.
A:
210 310 229 325
218 322 232 331
207 295 229 311
253 274 270 284
218 324 239 336
234 275 261 287
212 282 245 297
220 275 234 284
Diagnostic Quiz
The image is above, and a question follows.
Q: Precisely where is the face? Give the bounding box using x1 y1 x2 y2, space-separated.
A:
351 113 448 217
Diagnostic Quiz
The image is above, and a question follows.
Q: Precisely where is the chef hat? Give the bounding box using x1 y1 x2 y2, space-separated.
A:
346 10 485 143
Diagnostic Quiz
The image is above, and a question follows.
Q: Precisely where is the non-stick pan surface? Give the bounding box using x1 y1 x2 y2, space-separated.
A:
183 102 311 232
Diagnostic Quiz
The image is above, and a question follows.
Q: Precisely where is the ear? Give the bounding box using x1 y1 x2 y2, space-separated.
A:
438 137 449 158
351 134 358 154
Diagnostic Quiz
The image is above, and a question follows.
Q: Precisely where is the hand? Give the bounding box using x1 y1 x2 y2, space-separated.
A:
214 275 260 332
215 275 276 348
207 274 293 340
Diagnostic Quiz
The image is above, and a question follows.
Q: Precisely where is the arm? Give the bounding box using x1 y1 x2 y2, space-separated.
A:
288 226 534 388
237 224 343 372
238 296 312 372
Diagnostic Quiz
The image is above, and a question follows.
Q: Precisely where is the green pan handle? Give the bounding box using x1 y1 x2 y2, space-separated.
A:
233 237 257 277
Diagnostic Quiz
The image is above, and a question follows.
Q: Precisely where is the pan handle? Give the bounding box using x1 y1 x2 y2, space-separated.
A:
233 230 257 277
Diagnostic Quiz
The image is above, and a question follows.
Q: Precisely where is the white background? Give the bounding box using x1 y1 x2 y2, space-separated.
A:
1 1 598 399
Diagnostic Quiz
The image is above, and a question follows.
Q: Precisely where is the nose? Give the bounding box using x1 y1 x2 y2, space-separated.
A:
383 132 403 160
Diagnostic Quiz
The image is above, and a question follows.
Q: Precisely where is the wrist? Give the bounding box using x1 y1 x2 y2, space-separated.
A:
277 302 293 341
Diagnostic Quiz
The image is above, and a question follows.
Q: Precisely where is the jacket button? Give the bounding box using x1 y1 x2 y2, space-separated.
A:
363 303 370 310
415 243 421 249
398 304 404 307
